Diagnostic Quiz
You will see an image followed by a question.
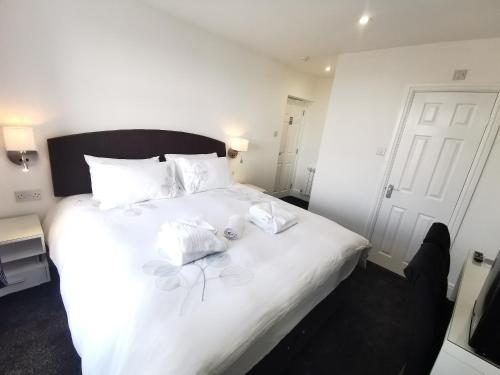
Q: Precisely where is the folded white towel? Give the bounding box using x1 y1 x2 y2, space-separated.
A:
224 215 245 240
178 218 217 233
157 219 227 266
248 201 297 234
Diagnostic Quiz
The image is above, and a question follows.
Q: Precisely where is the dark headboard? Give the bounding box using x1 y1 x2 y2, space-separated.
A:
47 129 226 197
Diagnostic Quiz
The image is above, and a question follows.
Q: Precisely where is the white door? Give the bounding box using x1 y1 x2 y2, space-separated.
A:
370 91 497 275
275 98 305 196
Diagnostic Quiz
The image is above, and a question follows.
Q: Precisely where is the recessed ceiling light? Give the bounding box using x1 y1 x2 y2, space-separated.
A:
358 15 370 25
325 66 331 72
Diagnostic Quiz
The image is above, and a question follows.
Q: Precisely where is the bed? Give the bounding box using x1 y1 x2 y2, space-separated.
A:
44 129 370 375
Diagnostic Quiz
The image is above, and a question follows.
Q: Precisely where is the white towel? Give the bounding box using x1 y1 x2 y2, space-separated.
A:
178 218 217 233
224 215 245 240
248 201 297 234
157 219 227 266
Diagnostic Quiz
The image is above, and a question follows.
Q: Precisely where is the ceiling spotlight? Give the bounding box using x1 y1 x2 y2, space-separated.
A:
302 56 310 62
358 15 370 25
325 66 331 72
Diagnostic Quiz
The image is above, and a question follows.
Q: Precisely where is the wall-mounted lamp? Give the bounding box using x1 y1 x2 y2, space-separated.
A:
2 127 38 172
227 137 249 163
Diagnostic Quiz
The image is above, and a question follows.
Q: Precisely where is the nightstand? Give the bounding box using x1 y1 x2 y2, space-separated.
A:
243 183 267 194
0 215 50 297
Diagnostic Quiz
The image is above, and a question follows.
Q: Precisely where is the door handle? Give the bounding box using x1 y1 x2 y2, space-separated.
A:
385 184 399 198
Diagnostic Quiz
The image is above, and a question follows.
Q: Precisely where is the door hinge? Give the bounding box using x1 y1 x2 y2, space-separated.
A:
296 148 299 154
302 110 305 116
290 183 293 189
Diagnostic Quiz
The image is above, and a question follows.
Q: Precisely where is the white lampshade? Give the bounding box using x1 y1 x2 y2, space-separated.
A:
2 127 37 151
230 137 249 152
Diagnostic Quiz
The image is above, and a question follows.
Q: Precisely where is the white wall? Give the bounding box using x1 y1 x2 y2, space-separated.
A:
0 0 316 219
309 38 500 286
292 78 333 199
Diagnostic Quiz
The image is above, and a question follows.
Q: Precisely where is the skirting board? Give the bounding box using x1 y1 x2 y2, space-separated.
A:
270 189 310 201
448 282 456 301
290 189 310 201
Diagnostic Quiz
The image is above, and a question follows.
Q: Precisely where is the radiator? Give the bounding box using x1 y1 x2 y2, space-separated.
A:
304 167 316 197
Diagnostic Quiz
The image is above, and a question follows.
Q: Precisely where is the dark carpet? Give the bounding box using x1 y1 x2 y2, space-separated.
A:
251 262 414 375
0 262 422 375
280 196 309 210
0 270 81 375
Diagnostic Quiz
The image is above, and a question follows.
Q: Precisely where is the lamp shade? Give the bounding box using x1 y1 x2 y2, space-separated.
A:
229 137 249 152
2 127 37 151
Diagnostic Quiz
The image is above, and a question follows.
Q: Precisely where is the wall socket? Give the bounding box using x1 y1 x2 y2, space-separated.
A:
15 189 42 202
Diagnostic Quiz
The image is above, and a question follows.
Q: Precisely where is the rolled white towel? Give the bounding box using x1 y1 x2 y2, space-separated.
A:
224 215 245 240
157 219 227 266
248 201 297 234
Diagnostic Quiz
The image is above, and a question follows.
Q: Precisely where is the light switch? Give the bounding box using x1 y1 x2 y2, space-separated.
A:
376 147 387 156
453 69 468 81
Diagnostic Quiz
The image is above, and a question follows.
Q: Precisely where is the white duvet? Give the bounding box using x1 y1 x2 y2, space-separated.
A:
44 184 369 375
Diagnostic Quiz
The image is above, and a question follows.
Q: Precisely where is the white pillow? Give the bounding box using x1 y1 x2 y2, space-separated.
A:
84 155 159 166
164 153 218 190
176 157 233 194
88 161 180 210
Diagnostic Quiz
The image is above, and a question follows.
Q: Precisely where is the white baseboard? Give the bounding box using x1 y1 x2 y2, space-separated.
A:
447 282 456 301
271 189 310 201
289 189 310 201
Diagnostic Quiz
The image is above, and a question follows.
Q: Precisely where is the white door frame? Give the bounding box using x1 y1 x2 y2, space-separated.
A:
366 85 500 250
273 96 308 198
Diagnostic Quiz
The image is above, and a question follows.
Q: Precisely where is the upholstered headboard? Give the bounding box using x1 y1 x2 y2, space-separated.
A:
47 129 226 197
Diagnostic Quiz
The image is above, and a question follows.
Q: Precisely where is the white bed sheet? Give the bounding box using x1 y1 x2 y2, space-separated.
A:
44 184 370 375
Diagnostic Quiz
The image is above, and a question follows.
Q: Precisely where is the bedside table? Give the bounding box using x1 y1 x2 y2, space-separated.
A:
0 215 50 297
243 183 267 194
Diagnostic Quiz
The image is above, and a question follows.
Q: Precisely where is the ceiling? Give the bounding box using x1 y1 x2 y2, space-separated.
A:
142 0 500 76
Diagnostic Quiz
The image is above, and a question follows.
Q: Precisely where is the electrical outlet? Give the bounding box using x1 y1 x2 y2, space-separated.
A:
15 189 42 202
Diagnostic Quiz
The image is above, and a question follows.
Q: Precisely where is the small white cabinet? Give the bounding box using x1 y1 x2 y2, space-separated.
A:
0 215 50 297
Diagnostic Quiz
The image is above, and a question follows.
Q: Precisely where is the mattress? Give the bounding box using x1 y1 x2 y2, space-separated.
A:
44 184 370 375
